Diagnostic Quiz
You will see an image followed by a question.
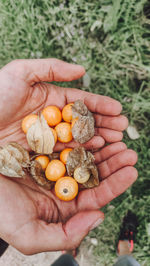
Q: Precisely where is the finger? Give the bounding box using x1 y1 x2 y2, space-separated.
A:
95 128 123 142
98 149 138 179
16 211 104 254
65 88 122 115
94 142 127 164
4 58 85 84
77 166 138 211
54 135 105 152
94 114 128 131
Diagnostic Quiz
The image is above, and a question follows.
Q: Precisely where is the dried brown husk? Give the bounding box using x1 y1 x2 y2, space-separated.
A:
26 114 55 154
30 160 54 190
72 100 95 144
48 152 60 160
0 142 30 178
66 147 99 188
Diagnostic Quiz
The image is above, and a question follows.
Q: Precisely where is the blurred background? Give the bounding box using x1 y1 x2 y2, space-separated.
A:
0 0 150 265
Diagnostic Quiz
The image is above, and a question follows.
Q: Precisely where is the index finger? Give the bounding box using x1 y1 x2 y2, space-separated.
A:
65 88 122 116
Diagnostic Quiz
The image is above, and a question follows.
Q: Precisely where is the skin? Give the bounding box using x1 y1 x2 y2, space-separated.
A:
0 59 138 255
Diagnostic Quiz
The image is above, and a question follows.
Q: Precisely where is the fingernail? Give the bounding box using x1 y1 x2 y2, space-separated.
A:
90 218 104 231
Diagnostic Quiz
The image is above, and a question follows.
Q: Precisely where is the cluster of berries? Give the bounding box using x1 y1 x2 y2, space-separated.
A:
21 103 80 201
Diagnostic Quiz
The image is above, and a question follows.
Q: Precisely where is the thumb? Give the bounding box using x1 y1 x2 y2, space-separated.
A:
62 210 104 250
3 58 85 84
19 210 104 254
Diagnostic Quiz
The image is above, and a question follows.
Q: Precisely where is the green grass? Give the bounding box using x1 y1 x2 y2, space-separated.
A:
0 0 150 265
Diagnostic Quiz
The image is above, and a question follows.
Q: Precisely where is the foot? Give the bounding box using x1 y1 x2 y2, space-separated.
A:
117 210 139 255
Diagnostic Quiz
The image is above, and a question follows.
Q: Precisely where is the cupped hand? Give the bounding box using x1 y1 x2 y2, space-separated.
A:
0 142 137 255
0 59 137 254
0 58 128 148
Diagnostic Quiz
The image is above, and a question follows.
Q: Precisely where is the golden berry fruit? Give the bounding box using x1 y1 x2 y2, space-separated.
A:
60 148 73 164
35 155 50 170
22 114 38 134
74 167 90 184
42 106 62 127
55 176 78 201
55 122 72 143
62 103 73 123
45 159 66 181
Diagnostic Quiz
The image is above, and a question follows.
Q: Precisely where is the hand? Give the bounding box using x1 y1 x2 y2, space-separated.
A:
0 59 137 254
0 58 128 148
0 142 137 255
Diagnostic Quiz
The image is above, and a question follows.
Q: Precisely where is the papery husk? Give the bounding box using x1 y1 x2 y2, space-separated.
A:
30 160 54 190
72 100 89 117
72 100 95 143
81 163 99 188
48 152 60 160
0 142 30 178
26 114 55 154
66 147 99 188
30 152 60 162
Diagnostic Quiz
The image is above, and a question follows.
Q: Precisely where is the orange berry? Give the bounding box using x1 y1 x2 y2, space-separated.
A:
50 128 57 143
45 159 66 181
35 155 50 170
55 176 78 201
62 103 73 122
42 106 62 127
55 122 72 143
71 117 78 129
60 148 73 164
21 114 38 134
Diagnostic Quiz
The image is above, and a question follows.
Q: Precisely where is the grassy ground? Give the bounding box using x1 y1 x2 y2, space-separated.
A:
0 0 150 265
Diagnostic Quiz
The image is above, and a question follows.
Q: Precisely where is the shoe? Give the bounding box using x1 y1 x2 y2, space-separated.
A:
117 210 139 253
0 238 9 257
51 254 79 266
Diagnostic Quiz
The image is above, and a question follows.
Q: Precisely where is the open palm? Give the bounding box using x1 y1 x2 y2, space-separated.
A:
0 59 138 254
